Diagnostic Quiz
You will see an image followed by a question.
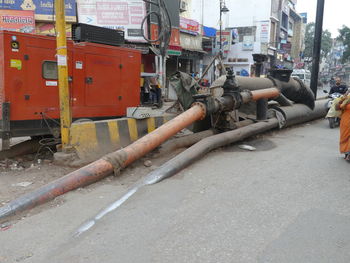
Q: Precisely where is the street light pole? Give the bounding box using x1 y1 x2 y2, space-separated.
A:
219 0 229 57
219 0 222 55
310 0 325 99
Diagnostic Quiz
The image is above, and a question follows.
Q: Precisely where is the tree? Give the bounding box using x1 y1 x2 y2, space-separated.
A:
303 22 333 59
338 25 350 63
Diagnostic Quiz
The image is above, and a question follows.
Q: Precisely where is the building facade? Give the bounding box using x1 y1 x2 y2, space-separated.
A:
186 0 306 75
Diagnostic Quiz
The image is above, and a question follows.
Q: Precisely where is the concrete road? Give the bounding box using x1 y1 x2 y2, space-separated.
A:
1 119 350 263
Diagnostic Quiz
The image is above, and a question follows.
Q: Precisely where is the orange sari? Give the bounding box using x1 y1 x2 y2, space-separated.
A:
339 104 350 154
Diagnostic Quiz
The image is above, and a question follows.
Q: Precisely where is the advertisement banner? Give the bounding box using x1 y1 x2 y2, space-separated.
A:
216 30 232 54
150 24 180 46
77 0 147 42
179 17 199 35
36 22 72 37
0 10 35 33
242 35 254 51
0 0 76 22
260 22 269 44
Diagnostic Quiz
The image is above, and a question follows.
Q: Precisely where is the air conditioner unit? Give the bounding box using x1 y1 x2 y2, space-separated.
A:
180 0 187 12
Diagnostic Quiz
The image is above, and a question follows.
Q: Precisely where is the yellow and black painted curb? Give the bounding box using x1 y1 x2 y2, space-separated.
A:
70 116 174 162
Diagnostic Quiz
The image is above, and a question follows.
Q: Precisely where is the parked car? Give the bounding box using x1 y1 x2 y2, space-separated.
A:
291 69 311 86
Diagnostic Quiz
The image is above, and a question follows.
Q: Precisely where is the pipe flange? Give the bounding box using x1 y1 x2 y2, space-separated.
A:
191 102 207 120
292 76 307 89
267 76 280 89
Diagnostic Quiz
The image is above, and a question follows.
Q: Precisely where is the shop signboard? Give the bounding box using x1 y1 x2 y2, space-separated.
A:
242 35 254 51
180 33 202 51
180 17 199 35
216 30 232 54
36 22 71 37
260 22 269 44
77 0 147 42
0 0 76 22
281 42 292 53
0 10 35 33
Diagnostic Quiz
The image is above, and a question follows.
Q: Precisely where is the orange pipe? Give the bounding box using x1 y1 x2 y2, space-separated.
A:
0 103 206 220
251 87 280 101
123 103 206 166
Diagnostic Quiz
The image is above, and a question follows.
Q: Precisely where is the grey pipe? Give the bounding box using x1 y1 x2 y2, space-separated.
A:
75 118 280 236
74 101 328 236
157 118 256 155
211 76 315 109
157 130 216 155
273 99 328 127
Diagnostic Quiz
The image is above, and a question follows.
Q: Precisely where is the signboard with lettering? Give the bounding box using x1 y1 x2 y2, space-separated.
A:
281 42 292 53
216 30 232 54
180 17 199 35
260 22 269 43
0 9 35 33
36 22 71 37
0 0 76 22
242 35 254 51
77 0 147 42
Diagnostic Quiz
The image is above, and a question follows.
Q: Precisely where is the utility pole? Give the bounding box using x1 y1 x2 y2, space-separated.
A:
54 0 72 151
310 0 325 98
219 0 222 55
219 0 229 56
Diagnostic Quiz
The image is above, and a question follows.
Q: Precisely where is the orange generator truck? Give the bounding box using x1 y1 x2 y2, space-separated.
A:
0 30 141 149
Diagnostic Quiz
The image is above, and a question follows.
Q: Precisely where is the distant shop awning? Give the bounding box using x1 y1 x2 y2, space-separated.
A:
180 33 205 53
203 26 217 38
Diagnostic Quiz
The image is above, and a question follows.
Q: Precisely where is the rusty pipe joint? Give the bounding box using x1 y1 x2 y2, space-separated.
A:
240 88 280 103
214 87 280 113
240 90 254 104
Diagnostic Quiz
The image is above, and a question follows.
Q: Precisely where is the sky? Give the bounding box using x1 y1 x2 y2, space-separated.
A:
297 0 349 37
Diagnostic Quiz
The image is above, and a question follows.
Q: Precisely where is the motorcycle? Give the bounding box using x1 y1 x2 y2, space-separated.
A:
325 91 342 128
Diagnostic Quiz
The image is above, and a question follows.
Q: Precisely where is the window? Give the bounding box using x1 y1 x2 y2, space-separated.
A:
42 61 58 80
234 26 257 42
281 12 288 29
289 22 293 31
270 21 276 47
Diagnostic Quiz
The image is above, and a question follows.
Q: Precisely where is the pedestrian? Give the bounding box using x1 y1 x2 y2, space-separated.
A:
335 91 350 161
149 77 162 107
329 77 348 95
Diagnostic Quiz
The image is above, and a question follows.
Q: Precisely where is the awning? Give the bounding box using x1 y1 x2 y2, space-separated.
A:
203 26 217 37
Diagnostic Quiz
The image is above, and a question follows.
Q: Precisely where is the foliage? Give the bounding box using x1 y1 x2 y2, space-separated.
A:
303 22 333 59
338 25 350 63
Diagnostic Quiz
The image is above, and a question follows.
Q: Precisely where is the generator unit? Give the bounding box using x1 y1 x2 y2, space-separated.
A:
0 31 141 146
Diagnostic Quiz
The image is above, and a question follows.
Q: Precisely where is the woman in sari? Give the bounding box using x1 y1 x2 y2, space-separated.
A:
337 93 350 161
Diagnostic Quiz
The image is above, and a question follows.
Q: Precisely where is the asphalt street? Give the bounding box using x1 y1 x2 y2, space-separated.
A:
1 118 350 263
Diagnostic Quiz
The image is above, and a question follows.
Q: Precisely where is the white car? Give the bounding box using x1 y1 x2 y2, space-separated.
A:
291 70 311 87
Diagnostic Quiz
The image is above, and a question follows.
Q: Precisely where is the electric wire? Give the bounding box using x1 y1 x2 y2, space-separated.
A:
141 0 172 57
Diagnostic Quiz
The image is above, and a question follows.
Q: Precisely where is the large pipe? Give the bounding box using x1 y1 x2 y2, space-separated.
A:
157 130 216 156
0 104 206 220
148 104 328 185
75 118 280 236
157 118 257 156
76 99 329 235
251 88 280 101
272 99 328 127
0 139 41 160
211 75 315 109
0 89 281 221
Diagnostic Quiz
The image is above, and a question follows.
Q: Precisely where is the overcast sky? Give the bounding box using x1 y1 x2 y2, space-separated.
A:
297 0 349 37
